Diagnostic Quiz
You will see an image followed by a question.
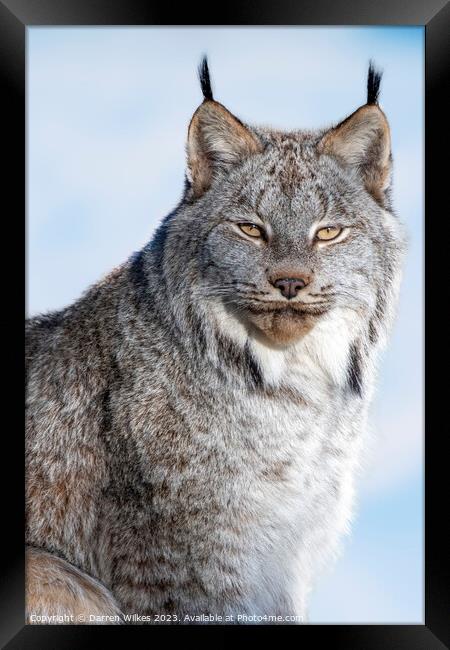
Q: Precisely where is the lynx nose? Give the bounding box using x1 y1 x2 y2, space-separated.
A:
272 276 310 300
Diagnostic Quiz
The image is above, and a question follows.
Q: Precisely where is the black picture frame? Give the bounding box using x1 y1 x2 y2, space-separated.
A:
2 0 448 647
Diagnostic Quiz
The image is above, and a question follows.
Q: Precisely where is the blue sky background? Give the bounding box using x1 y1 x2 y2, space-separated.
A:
27 27 424 623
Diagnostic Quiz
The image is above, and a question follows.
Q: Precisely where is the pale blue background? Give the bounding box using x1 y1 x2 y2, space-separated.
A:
27 27 424 623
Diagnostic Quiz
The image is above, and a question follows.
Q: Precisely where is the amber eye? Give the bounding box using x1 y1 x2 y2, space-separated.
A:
238 223 264 238
315 226 342 241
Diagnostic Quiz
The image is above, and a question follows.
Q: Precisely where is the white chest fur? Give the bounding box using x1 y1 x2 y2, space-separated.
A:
219 382 365 619
209 301 368 617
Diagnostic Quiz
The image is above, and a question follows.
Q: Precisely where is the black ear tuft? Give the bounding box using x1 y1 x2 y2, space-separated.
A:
198 55 214 101
367 60 383 105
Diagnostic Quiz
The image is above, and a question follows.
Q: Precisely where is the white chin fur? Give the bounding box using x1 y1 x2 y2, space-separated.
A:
212 298 364 389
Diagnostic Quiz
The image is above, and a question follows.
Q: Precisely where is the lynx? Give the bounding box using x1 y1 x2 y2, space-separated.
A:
25 59 405 624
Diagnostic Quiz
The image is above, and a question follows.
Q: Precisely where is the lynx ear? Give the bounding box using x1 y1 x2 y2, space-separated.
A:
318 63 391 206
186 58 263 199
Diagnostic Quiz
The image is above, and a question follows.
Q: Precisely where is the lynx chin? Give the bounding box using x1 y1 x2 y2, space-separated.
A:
26 58 406 624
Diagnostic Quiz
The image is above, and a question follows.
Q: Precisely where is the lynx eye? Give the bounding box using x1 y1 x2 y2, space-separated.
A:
315 226 342 241
238 223 264 238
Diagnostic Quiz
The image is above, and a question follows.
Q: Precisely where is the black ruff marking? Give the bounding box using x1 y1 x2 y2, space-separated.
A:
347 343 363 397
243 342 264 389
216 334 264 389
368 319 378 345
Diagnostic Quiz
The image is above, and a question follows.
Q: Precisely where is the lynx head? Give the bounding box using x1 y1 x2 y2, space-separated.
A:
162 58 405 348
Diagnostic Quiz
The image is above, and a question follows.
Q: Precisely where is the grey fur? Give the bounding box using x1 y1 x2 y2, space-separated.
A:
26 62 406 624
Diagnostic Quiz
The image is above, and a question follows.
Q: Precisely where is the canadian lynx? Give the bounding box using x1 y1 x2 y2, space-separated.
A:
26 59 405 624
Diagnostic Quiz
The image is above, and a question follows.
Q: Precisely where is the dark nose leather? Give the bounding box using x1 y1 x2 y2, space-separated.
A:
273 277 309 299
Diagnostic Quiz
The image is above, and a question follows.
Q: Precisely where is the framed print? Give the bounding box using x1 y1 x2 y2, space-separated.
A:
2 0 448 647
